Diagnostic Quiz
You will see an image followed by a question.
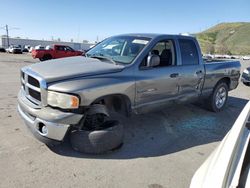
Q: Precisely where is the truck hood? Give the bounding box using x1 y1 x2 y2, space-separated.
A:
27 56 125 83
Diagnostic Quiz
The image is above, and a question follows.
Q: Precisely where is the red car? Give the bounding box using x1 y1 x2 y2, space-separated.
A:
32 44 83 61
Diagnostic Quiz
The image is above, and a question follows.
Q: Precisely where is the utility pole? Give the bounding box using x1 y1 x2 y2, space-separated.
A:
6 25 9 47
0 24 19 48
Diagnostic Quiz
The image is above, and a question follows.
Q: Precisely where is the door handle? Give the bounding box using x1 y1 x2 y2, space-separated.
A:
196 70 203 74
170 73 179 78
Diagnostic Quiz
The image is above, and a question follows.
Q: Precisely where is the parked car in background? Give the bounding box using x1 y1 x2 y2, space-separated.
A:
34 45 45 50
213 54 232 59
242 56 250 60
22 48 29 52
190 101 250 188
242 67 250 86
18 34 241 148
28 47 34 53
203 54 214 60
32 44 83 61
45 45 51 50
223 54 231 59
0 46 6 52
231 55 240 59
214 54 224 59
6 45 22 54
22 45 31 52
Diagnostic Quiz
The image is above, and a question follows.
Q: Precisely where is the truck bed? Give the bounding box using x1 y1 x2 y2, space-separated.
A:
202 59 241 95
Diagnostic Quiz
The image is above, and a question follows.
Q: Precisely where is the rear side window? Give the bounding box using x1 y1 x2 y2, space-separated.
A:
65 46 74 51
56 46 66 51
179 39 199 65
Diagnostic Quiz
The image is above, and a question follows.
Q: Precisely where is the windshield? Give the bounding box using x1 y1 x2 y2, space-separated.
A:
86 36 151 64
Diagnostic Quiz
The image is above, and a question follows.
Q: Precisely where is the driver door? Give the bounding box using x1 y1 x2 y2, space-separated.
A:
135 39 180 113
55 46 67 58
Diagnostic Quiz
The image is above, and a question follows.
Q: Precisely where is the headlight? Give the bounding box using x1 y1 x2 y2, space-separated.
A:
243 69 249 75
47 91 80 109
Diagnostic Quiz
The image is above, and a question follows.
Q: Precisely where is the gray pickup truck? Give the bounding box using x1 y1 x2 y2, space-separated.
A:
17 34 241 146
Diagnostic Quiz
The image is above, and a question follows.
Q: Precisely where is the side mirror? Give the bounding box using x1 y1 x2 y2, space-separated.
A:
147 54 160 67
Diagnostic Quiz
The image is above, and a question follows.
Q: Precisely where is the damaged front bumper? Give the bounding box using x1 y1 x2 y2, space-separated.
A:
17 90 83 144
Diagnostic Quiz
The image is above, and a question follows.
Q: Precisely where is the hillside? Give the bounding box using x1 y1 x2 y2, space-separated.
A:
196 22 250 55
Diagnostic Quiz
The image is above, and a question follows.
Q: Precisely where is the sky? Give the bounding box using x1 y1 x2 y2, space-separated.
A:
0 0 249 43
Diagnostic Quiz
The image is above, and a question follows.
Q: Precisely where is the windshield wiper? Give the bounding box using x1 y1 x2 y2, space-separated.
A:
90 55 117 65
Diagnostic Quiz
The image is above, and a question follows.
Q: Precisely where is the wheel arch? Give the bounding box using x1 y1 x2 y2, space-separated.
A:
215 77 231 89
91 94 132 117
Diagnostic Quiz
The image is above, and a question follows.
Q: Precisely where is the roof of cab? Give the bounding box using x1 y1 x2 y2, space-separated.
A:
116 33 195 39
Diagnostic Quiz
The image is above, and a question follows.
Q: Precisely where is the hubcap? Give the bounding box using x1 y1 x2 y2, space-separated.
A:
215 86 227 109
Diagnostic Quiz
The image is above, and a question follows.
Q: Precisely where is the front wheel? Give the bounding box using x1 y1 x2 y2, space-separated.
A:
207 82 228 112
70 104 124 154
70 120 124 154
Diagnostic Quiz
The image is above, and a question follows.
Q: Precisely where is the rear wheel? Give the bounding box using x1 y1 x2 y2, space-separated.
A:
207 82 228 112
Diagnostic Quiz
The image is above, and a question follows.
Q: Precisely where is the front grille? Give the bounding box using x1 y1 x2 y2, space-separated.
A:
28 88 41 101
28 75 40 87
21 71 25 79
21 70 45 105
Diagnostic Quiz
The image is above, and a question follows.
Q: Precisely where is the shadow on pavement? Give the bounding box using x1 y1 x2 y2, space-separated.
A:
48 96 249 159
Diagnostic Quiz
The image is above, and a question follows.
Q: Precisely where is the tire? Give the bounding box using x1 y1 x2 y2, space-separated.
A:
207 82 228 112
70 120 124 154
243 82 250 86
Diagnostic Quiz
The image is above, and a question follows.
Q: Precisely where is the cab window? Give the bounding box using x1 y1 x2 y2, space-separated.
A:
179 39 199 65
140 40 176 68
56 46 66 51
65 46 74 51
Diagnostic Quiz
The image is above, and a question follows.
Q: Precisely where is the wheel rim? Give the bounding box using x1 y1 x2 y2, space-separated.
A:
215 86 227 109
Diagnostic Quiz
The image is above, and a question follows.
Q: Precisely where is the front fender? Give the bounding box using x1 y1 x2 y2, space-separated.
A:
47 74 136 106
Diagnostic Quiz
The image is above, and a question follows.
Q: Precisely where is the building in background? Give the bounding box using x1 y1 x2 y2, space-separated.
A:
0 36 93 50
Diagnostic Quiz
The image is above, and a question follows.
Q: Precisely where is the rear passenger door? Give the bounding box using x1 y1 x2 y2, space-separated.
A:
177 39 205 101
